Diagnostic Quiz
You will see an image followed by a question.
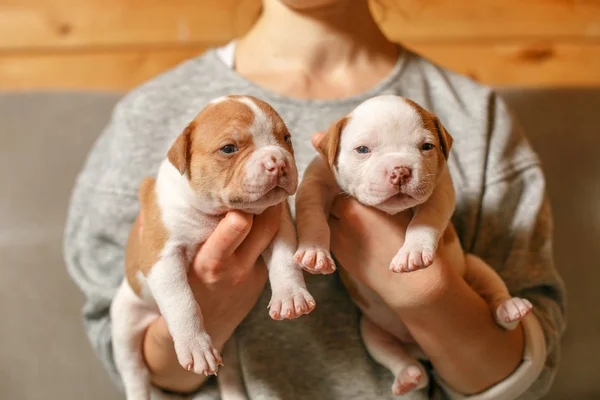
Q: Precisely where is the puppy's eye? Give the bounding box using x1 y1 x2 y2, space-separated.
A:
355 146 370 154
421 143 435 151
220 144 238 154
284 134 292 145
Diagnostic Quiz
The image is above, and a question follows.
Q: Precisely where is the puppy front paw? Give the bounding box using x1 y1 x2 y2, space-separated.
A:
294 246 336 274
173 331 222 376
495 297 533 330
390 241 436 273
269 285 316 320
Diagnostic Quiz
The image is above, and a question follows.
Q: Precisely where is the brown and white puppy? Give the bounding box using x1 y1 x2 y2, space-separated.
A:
110 95 315 400
295 95 533 396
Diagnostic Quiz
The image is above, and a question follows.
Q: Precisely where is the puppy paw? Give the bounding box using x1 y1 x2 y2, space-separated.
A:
294 246 336 274
392 365 428 396
173 332 222 376
269 286 316 320
389 242 436 273
496 297 533 330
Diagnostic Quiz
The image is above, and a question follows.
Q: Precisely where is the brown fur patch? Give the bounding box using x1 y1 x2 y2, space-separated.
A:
186 97 257 197
167 121 195 175
440 223 458 246
438 222 467 276
432 118 453 160
403 98 453 160
124 215 143 295
125 177 169 296
318 116 349 169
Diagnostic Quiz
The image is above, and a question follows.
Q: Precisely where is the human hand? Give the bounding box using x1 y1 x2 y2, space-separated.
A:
328 197 454 311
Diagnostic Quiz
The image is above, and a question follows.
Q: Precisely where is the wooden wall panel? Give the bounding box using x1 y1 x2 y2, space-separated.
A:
0 47 205 90
3 41 598 90
0 0 599 89
1 0 599 51
0 0 259 50
374 0 600 41
407 41 600 87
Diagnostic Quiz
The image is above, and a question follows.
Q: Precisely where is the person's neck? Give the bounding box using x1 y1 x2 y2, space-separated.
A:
236 0 397 76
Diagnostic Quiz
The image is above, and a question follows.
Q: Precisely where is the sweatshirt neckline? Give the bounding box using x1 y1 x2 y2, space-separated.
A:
205 42 408 108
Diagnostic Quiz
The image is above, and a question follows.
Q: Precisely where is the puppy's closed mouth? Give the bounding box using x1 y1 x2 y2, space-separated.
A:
392 192 414 200
243 183 278 195
366 189 413 204
229 186 289 207
380 192 414 205
243 181 295 197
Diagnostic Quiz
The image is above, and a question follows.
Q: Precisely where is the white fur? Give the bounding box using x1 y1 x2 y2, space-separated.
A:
236 97 274 147
265 205 315 320
145 244 219 376
360 316 429 396
111 280 160 400
112 96 310 400
209 96 230 105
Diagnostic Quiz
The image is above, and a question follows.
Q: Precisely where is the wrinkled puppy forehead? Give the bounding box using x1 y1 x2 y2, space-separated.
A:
191 95 289 147
348 95 430 133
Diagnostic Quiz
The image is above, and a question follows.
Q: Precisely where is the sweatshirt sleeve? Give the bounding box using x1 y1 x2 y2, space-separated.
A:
63 101 141 387
439 93 566 399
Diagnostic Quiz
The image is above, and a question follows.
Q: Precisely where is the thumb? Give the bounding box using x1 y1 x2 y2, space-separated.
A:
199 211 253 261
236 204 282 261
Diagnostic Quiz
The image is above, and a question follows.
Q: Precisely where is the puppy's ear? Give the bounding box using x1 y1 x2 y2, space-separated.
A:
432 117 453 160
317 117 348 169
167 122 195 175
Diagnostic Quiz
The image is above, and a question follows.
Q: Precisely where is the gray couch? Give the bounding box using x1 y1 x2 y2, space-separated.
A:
1 89 598 399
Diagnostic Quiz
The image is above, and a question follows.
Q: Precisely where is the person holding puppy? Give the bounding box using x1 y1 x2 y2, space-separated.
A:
65 0 565 399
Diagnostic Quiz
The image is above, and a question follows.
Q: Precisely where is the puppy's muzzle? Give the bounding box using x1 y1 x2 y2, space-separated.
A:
243 147 297 196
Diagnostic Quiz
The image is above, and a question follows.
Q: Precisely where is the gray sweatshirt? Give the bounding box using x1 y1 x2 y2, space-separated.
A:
64 44 565 399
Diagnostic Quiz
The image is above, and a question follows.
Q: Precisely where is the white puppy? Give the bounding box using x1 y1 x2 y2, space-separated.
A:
295 95 533 396
110 95 315 400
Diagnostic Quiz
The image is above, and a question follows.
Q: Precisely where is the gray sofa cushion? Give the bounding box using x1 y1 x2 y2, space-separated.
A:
0 89 598 400
0 93 121 400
